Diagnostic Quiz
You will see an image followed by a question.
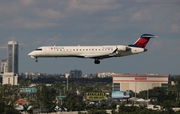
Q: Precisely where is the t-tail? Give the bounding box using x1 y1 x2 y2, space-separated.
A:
128 34 157 48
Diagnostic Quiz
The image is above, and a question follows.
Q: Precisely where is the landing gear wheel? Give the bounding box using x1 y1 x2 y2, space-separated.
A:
35 58 38 62
94 59 100 64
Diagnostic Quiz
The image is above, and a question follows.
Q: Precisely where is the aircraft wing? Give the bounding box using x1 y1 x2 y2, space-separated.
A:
80 48 118 59
82 54 110 59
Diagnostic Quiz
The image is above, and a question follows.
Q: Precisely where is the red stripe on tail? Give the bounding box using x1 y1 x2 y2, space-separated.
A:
135 37 150 48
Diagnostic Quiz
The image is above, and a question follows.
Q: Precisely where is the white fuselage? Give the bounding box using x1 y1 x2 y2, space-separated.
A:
28 33 155 64
28 45 146 59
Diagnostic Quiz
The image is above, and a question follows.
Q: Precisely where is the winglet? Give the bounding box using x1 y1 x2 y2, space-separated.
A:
128 34 157 48
109 48 118 56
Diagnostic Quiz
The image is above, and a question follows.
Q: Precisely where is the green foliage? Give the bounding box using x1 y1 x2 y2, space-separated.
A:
119 104 139 113
0 101 5 113
83 86 94 92
19 79 31 87
111 109 118 114
162 100 174 114
37 84 57 112
2 76 180 113
63 91 85 111
118 104 161 114
88 109 108 114
0 101 20 114
138 87 176 105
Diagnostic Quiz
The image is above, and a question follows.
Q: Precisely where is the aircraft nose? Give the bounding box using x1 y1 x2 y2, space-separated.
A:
28 52 32 56
28 51 36 58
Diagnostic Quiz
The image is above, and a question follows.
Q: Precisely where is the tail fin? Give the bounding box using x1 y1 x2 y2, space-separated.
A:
128 34 156 48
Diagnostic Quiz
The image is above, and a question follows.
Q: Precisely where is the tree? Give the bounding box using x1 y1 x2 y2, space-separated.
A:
37 84 57 112
117 104 161 114
174 76 180 98
162 100 174 114
138 87 171 105
88 109 108 114
0 101 20 114
19 79 31 87
63 91 85 111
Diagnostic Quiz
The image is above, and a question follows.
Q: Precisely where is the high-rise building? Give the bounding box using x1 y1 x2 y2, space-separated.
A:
7 41 19 74
2 41 19 85
1 59 8 73
70 69 82 78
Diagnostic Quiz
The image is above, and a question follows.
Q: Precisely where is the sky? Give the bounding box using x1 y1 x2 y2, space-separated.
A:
0 0 180 75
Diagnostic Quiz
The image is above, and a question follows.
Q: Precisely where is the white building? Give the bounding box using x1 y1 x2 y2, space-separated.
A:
1 59 8 73
25 72 40 80
2 72 18 85
97 72 115 78
113 73 169 93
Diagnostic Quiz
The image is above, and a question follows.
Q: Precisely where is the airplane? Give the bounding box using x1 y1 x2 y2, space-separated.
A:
28 34 157 64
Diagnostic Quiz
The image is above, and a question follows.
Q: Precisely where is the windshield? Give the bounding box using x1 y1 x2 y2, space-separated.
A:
35 48 42 51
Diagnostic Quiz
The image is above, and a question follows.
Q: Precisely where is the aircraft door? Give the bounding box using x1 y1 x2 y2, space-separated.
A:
45 47 50 55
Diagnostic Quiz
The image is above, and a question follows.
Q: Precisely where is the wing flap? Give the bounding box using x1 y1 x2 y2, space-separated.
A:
80 53 109 58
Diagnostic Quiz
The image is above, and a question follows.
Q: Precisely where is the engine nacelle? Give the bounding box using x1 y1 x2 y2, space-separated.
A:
117 45 129 51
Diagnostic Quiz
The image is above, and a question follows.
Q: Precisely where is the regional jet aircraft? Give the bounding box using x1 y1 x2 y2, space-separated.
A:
28 34 156 64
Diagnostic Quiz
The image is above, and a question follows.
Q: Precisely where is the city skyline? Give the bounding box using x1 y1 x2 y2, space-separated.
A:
0 0 180 74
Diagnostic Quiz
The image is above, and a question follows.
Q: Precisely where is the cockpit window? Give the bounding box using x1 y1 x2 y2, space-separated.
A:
35 48 42 51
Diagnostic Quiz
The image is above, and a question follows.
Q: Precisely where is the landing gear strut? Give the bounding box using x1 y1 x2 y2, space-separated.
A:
94 59 100 64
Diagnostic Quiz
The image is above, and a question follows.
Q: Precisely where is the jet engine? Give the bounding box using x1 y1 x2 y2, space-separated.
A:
117 45 131 51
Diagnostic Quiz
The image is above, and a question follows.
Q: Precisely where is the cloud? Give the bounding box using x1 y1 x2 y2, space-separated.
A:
130 9 152 22
20 0 34 6
34 8 65 20
149 40 162 51
106 16 122 22
9 17 57 29
23 21 57 29
77 38 92 45
170 24 179 33
7 36 18 41
0 1 19 15
65 0 122 14
175 12 180 20
46 35 61 46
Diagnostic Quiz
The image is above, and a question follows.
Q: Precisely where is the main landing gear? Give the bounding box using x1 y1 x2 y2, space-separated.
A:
94 59 100 64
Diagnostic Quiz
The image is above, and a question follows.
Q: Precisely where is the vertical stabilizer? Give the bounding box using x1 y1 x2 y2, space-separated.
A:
128 34 156 48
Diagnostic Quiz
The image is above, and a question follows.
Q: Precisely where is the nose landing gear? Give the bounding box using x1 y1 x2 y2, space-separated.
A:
35 57 38 62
